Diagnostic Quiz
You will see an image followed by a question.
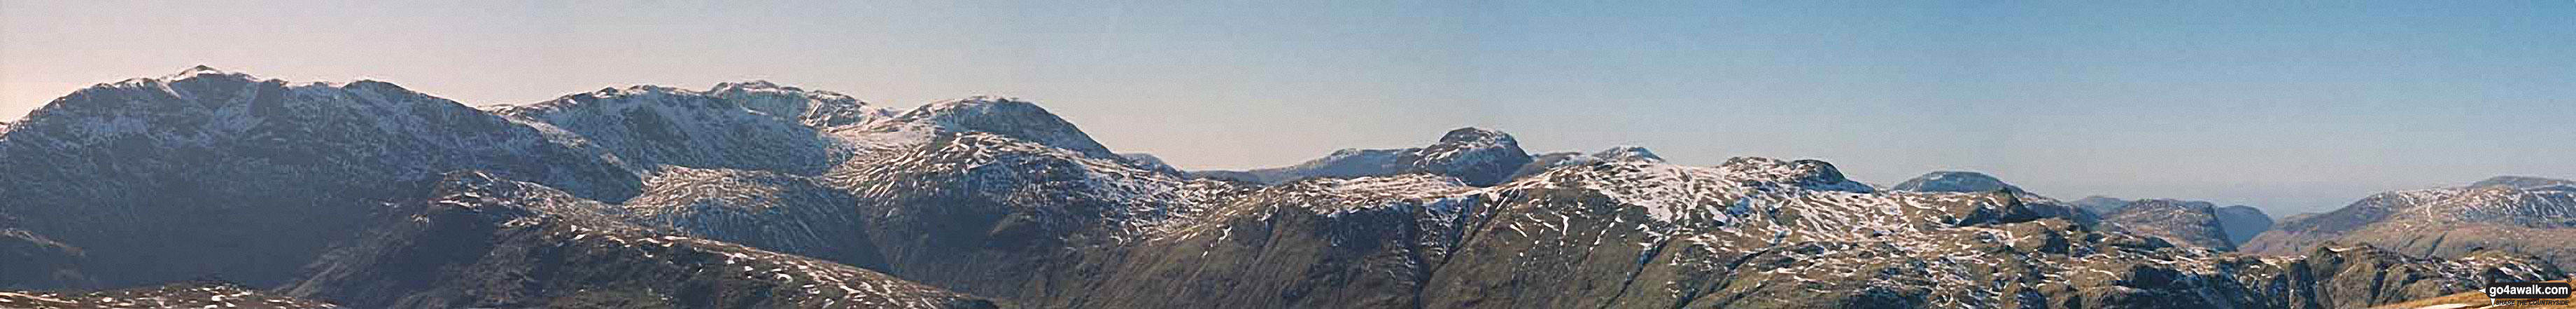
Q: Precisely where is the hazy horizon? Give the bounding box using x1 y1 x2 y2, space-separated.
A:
6 1 2572 215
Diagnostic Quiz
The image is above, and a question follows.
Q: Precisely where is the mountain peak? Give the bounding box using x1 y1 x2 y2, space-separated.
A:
880 96 1116 159
1891 171 2025 193
1715 157 1874 193
2472 175 2574 189
1591 146 1662 163
711 80 785 91
1435 127 1513 146
172 64 234 78
702 81 881 128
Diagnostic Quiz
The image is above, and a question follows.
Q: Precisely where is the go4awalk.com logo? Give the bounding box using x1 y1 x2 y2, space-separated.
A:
2485 281 2572 306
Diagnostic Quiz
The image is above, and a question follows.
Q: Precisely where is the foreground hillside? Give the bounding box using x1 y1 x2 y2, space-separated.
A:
2370 280 2576 309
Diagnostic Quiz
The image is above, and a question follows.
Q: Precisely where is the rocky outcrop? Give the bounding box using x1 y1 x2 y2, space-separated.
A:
621 167 888 270
2102 199 2237 250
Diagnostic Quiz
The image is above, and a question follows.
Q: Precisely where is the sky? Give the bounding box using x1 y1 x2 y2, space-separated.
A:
4 1 2571 215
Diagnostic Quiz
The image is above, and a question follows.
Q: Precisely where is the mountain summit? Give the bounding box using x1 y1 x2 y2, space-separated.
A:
1194 127 1533 186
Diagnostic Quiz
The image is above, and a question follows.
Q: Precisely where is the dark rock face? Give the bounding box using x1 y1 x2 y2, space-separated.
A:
2243 176 2576 268
2101 199 2237 251
281 171 995 309
0 68 642 287
1193 127 1533 186
2213 205 2274 246
1 280 343 308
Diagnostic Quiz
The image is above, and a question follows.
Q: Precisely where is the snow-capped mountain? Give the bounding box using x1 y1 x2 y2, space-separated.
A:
1507 146 1665 179
492 81 892 176
705 81 896 129
3 67 2561 309
1194 128 1534 186
1889 171 2026 193
849 96 1119 160
0 67 642 287
2242 176 2576 267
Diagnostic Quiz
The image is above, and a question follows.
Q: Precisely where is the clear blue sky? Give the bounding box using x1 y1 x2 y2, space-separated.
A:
5 1 2571 214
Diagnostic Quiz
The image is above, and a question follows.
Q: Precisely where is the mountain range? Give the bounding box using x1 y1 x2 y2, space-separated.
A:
1 67 2567 308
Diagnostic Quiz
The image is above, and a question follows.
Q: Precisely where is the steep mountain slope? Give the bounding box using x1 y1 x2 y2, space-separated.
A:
492 82 890 176
0 67 642 287
2101 199 2237 250
282 171 995 309
1059 174 1479 308
819 129 1244 301
621 166 888 270
1 280 342 308
2243 176 2576 268
1195 128 1534 186
848 96 1118 160
703 81 894 129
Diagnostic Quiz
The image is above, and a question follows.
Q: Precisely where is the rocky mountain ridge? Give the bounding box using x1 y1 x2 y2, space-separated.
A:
2243 176 2576 268
1191 128 1535 186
